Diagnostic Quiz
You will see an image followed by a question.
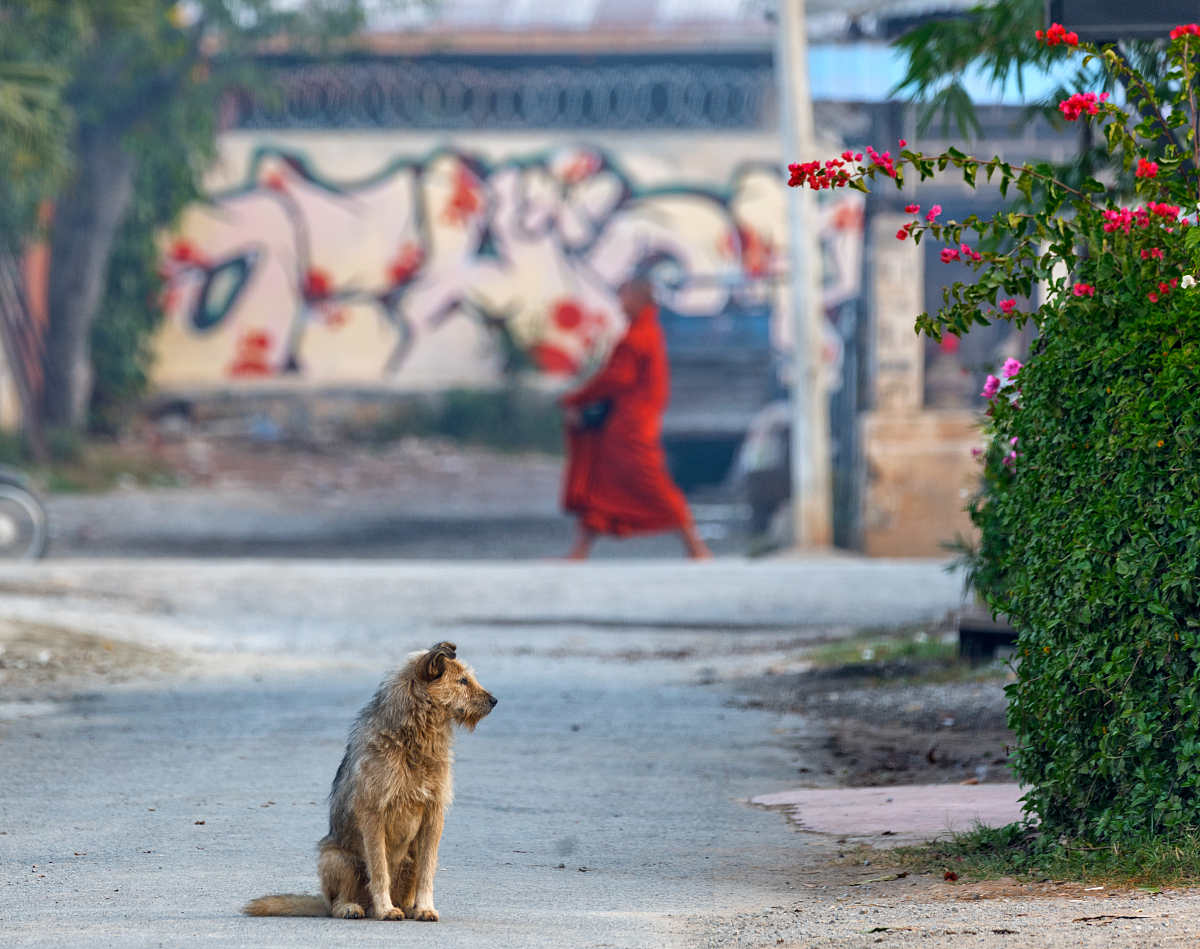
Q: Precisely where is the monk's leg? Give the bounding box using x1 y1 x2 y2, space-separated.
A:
678 522 713 559
566 524 597 560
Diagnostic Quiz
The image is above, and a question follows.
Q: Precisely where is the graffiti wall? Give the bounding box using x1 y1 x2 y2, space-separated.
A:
153 132 811 391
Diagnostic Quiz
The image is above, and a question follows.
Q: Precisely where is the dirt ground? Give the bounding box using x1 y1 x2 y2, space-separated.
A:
725 635 1016 790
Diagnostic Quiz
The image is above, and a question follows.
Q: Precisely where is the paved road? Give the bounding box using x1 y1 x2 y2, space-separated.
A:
0 558 963 948
43 489 755 559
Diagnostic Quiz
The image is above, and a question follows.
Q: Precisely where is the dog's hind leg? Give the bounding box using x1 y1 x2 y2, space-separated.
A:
406 808 445 921
390 845 416 913
393 844 417 916
318 843 367 920
360 811 406 920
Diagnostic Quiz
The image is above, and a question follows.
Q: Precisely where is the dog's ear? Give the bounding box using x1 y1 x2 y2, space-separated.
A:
422 641 457 681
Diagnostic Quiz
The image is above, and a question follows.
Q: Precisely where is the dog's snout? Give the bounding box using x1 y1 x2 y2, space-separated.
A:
487 693 498 708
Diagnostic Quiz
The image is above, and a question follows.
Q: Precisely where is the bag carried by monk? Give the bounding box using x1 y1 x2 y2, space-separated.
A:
577 400 611 429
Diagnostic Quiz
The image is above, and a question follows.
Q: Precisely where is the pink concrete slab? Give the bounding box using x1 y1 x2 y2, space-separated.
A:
750 784 1028 839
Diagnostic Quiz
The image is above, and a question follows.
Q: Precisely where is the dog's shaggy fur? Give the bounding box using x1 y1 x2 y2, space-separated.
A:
243 642 496 921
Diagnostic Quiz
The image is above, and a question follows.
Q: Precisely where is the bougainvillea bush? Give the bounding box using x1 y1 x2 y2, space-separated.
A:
791 23 1200 839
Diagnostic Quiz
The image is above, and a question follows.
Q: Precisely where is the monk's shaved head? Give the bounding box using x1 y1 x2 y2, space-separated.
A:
617 277 656 316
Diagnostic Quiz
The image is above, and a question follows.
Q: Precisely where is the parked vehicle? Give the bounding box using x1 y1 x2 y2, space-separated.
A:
0 466 49 559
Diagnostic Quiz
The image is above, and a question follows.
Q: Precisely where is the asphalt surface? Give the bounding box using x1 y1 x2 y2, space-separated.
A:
0 558 967 948
43 488 753 559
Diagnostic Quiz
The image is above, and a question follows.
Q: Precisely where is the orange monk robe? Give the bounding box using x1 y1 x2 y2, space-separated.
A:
561 304 692 536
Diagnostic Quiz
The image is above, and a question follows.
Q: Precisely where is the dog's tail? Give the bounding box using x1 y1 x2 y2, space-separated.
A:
242 894 331 917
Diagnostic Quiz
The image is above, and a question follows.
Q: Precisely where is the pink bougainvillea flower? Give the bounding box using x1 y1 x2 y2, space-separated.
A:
905 204 920 214
864 145 897 178
940 248 960 263
1011 436 1019 446
1072 282 1095 297
895 227 909 240
1136 158 1159 178
926 204 942 222
898 139 907 147
1001 358 1023 379
971 447 983 458
1103 208 1134 234
959 243 982 262
981 375 1001 399
998 298 1017 315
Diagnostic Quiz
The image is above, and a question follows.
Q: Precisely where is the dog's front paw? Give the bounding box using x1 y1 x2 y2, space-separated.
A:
335 903 365 919
373 906 406 921
410 907 439 922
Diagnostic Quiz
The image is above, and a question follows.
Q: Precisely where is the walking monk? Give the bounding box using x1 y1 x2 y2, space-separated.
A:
559 278 712 560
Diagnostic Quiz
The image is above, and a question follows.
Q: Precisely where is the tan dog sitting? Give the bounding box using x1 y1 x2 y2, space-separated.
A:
244 642 496 921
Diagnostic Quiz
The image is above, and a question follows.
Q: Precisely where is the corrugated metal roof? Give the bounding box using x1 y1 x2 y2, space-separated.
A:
364 0 979 44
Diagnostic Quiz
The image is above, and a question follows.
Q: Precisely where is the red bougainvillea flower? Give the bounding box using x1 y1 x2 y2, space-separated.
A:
1149 201 1181 221
1072 282 1095 297
905 204 920 214
926 204 942 222
940 248 960 263
1037 23 1078 46
898 139 907 147
960 243 982 262
895 227 909 240
1149 291 1160 302
999 298 1017 315
1036 24 1077 46
1141 247 1165 260
840 149 864 162
1059 92 1109 121
1171 24 1200 39
1136 158 1159 178
787 157 854 190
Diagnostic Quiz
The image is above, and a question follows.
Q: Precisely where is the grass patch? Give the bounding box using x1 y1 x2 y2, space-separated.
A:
797 626 1011 688
8 441 180 494
346 388 564 456
888 821 1200 889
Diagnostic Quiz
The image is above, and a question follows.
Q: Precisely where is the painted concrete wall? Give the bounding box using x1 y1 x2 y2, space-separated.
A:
152 129 801 391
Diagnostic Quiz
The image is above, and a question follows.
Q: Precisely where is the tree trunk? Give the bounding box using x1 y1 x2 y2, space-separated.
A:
44 121 136 428
0 253 49 461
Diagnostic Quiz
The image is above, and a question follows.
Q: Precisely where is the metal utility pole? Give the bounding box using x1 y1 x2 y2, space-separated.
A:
776 0 832 549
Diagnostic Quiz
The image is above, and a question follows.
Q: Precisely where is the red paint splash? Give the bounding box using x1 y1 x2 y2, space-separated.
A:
387 243 425 286
228 330 275 377
529 343 578 375
552 300 584 331
442 167 484 227
302 267 334 301
737 226 774 278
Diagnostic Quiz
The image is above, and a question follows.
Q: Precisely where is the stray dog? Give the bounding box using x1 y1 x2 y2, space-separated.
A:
243 642 496 921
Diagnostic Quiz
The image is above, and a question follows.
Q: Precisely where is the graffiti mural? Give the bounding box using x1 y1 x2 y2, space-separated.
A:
154 145 793 388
